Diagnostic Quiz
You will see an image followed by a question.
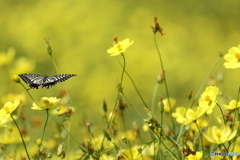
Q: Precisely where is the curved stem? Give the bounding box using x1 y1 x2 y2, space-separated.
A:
153 34 175 131
11 114 30 160
190 55 221 108
116 57 149 109
20 82 34 101
50 56 75 108
216 103 226 124
100 53 126 150
151 83 159 113
194 121 204 158
39 109 49 153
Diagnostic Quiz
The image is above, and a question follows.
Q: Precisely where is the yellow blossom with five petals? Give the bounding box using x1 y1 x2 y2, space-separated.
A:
198 86 219 114
0 100 20 117
224 44 240 69
161 97 176 112
0 47 15 67
203 124 237 144
186 151 203 160
107 39 134 56
223 100 240 110
172 106 207 125
32 97 60 110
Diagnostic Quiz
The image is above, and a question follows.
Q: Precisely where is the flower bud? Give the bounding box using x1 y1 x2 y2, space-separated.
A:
11 75 20 83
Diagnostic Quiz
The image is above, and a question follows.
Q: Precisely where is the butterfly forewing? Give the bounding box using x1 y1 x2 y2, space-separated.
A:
19 74 44 84
18 73 76 90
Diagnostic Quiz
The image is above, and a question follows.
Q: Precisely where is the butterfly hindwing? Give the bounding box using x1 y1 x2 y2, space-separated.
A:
42 74 77 89
18 74 45 89
18 73 76 90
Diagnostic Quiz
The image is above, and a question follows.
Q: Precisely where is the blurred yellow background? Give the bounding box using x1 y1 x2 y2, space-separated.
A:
1 0 240 125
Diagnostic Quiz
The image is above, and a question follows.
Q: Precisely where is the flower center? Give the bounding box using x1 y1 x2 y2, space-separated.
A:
43 100 50 104
235 53 240 62
3 106 10 113
216 131 221 139
116 44 122 51
205 95 212 106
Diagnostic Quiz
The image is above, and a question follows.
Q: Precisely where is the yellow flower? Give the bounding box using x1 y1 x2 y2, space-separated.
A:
10 57 35 75
0 47 15 67
199 86 219 114
0 100 20 117
1 93 27 105
11 75 21 83
32 97 60 110
107 39 134 56
161 97 176 112
121 146 142 159
50 105 75 115
190 119 208 132
0 116 13 127
203 124 237 144
186 151 203 160
224 44 240 69
223 100 240 110
0 125 29 144
172 106 207 125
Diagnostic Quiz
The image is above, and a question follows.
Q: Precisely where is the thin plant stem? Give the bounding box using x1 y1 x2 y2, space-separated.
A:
49 55 79 159
39 109 49 154
50 56 60 73
153 34 175 131
50 56 75 109
121 93 144 119
116 57 149 109
20 82 34 101
233 86 240 127
100 92 120 150
216 103 226 124
100 52 126 150
66 121 71 160
11 114 30 160
190 54 222 108
121 110 133 160
48 114 81 145
194 121 204 158
151 83 159 113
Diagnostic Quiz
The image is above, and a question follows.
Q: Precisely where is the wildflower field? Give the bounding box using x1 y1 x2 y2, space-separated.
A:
0 1 240 160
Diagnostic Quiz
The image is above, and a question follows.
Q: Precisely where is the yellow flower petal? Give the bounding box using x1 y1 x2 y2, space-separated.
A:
32 97 60 110
0 100 20 117
107 38 134 56
223 44 240 69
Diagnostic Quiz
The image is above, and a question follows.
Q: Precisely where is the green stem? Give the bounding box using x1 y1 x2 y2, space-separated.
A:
151 83 159 113
121 110 133 160
121 93 144 119
153 34 175 132
20 82 34 101
51 55 60 73
100 53 126 150
49 114 81 145
11 114 30 160
190 55 222 108
216 103 226 124
39 109 49 153
116 57 149 109
194 121 204 158
50 56 75 108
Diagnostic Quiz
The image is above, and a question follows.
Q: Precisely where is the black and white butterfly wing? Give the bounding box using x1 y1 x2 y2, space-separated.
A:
18 74 45 89
19 73 76 89
41 74 77 89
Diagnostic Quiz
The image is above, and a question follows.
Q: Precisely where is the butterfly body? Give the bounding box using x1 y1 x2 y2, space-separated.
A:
18 74 76 90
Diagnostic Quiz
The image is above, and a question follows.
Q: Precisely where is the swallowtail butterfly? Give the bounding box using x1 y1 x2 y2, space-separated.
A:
18 73 76 90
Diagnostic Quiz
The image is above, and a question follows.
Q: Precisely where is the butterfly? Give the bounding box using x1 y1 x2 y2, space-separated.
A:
18 73 77 90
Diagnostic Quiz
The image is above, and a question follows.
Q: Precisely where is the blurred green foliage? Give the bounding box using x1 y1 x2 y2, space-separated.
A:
1 0 240 125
